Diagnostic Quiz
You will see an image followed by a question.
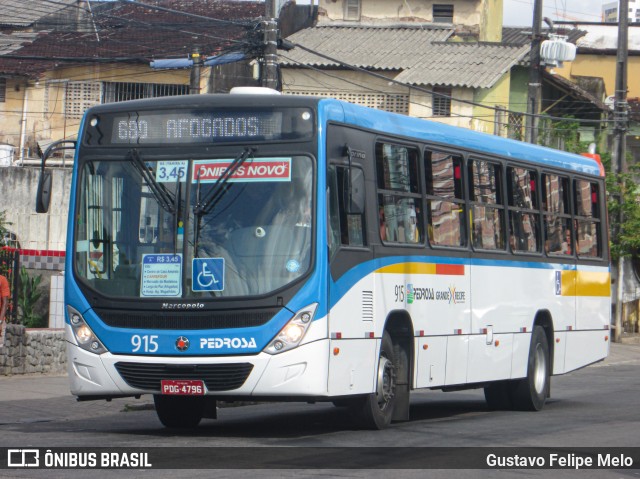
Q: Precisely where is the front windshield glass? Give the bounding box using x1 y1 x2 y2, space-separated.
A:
74 154 314 299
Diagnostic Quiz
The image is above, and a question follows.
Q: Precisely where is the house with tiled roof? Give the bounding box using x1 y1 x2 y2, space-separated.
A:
0 0 267 160
280 0 609 142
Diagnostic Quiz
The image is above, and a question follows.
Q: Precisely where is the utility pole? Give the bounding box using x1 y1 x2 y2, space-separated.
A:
190 49 202 94
613 0 630 342
525 0 543 144
262 0 279 90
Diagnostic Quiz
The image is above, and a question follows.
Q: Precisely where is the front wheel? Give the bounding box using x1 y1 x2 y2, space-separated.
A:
511 325 550 411
153 394 205 428
353 332 397 429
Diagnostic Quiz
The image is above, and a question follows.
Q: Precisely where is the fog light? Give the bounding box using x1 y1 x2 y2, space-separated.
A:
71 314 82 325
273 340 284 351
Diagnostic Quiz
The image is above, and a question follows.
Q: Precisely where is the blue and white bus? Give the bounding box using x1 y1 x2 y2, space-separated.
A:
37 90 610 429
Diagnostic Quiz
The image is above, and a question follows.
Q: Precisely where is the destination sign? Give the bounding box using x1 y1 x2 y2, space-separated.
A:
95 108 314 145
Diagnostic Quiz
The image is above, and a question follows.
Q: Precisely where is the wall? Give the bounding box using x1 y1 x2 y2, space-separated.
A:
0 166 72 251
0 64 192 157
556 55 640 99
472 72 511 135
318 0 482 25
0 324 67 375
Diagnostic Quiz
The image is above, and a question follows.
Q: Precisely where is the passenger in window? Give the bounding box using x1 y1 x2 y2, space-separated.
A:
379 207 387 241
562 228 572 255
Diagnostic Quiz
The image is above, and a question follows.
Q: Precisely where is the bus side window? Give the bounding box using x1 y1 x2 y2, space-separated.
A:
328 165 365 252
375 143 422 244
506 167 540 253
574 179 601 258
424 150 465 247
542 173 572 255
469 159 506 251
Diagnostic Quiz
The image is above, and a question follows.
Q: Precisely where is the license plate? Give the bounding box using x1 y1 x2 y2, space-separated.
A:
160 379 206 396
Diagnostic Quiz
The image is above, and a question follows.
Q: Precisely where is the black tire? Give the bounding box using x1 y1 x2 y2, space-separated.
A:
484 381 513 410
511 325 550 411
153 394 205 428
353 332 397 429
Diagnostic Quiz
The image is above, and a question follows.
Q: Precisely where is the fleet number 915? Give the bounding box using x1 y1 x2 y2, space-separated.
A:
131 335 159 353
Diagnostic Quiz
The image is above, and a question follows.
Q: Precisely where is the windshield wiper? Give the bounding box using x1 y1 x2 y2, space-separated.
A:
128 149 176 214
193 147 255 217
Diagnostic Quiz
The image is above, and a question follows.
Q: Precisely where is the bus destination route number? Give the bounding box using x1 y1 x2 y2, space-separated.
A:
160 379 206 396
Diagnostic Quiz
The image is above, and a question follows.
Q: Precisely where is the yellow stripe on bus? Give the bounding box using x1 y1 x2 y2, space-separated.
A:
561 271 611 297
377 262 437 275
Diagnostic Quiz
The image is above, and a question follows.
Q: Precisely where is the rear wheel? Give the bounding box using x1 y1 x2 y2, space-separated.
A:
353 332 397 429
511 325 550 411
153 395 205 428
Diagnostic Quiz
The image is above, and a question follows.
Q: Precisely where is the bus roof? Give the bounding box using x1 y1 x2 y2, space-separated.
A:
319 98 603 177
82 94 602 177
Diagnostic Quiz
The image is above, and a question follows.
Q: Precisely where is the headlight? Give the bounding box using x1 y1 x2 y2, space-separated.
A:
67 306 108 355
264 303 317 355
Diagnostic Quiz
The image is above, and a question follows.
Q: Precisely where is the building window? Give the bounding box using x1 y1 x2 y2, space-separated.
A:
433 4 454 23
432 86 452 117
508 112 524 140
65 81 102 120
344 0 361 21
0 78 6 102
102 82 189 103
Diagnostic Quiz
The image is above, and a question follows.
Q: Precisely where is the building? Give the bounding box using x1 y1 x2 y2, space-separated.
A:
602 0 640 23
281 0 607 143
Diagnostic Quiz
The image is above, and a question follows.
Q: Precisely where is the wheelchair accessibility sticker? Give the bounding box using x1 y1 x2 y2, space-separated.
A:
192 258 224 292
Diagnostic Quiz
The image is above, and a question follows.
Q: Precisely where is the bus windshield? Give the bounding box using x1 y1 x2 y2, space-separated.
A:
73 153 314 299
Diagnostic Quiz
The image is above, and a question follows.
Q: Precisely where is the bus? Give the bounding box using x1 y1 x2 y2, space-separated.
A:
36 90 611 429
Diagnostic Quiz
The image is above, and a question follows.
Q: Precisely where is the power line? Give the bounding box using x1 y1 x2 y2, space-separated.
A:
287 42 613 126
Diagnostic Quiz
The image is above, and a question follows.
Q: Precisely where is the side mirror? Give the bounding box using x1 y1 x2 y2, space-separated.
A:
35 170 52 213
344 167 365 215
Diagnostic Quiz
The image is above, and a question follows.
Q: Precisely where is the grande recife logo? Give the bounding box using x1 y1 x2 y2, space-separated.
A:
192 158 291 183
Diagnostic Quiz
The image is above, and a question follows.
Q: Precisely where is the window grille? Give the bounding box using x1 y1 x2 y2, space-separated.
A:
344 0 361 21
64 81 101 120
102 82 189 104
285 91 409 115
508 112 524 140
0 78 6 102
432 86 451 117
433 4 454 23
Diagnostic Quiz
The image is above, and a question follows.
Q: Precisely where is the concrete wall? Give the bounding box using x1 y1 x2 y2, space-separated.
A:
318 0 482 25
0 166 72 251
0 324 67 376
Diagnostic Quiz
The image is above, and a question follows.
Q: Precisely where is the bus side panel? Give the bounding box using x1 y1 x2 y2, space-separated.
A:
551 330 567 374
575 267 611 331
415 336 447 388
445 335 469 386
328 338 378 396
564 330 609 373
511 331 532 379
467 333 514 383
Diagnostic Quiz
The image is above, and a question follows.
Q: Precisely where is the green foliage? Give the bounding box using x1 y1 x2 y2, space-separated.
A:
601 153 640 261
0 210 10 242
18 266 46 328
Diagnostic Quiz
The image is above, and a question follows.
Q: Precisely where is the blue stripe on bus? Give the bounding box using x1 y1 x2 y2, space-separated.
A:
328 255 609 310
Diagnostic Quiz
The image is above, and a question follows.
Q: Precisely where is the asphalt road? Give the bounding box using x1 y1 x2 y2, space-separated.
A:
0 343 639 479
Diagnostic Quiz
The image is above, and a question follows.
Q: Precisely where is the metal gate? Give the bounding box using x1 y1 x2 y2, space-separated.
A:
0 248 19 323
